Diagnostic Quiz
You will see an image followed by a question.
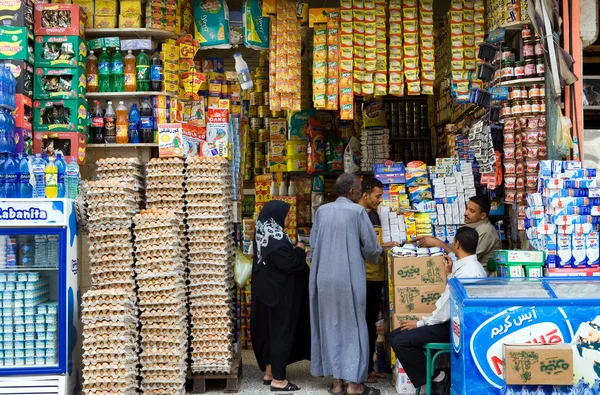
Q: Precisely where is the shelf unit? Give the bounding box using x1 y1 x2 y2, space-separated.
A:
584 106 600 110
87 143 158 148
86 92 175 99
85 28 178 39
495 77 545 87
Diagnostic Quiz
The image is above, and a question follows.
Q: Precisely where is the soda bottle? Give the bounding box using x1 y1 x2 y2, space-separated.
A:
116 101 128 144
90 101 104 144
45 156 58 198
32 153 45 198
4 153 17 198
150 49 163 92
124 50 137 92
140 98 153 143
86 50 99 93
104 101 116 144
18 153 31 198
55 152 66 198
111 48 125 92
65 157 80 199
128 103 141 144
136 50 150 92
98 48 112 93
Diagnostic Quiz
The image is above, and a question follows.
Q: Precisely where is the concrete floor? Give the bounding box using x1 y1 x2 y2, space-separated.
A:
197 349 397 395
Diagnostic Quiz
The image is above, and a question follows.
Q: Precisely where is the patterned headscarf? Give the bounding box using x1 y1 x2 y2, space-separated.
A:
254 200 293 265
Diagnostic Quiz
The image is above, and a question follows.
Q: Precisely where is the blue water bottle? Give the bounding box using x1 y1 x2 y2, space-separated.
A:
55 152 66 198
128 103 141 144
4 153 18 198
18 153 31 198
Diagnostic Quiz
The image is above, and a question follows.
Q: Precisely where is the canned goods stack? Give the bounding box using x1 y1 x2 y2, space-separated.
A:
185 156 235 373
133 209 188 395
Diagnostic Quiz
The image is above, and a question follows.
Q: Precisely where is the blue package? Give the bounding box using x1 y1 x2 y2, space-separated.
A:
565 178 597 189
563 160 582 170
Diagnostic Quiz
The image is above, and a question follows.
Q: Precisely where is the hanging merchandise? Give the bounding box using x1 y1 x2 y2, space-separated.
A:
242 0 270 50
194 0 232 49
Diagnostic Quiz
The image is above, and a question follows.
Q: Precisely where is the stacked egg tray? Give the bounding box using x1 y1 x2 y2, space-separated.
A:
185 156 236 374
86 179 140 292
144 157 188 259
81 289 139 395
133 209 188 395
96 158 145 206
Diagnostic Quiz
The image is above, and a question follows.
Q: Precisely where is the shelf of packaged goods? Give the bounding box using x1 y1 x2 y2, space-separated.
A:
498 20 533 31
87 143 158 148
584 106 600 110
495 77 545 87
86 92 174 99
391 137 431 142
1 267 58 271
287 171 374 176
84 28 178 39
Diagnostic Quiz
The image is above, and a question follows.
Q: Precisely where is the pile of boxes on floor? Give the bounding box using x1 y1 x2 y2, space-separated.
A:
525 160 600 277
0 0 87 162
389 251 447 394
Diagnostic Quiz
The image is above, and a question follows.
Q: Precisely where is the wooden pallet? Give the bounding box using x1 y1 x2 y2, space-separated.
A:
187 354 243 394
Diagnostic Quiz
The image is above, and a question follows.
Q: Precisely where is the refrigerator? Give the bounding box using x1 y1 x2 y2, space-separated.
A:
450 277 600 394
0 199 80 395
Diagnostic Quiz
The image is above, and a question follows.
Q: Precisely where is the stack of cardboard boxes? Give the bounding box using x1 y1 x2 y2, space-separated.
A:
145 0 180 33
32 3 87 164
0 0 35 154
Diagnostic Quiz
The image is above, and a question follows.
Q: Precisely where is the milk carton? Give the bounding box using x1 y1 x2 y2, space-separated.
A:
557 234 573 267
394 359 419 395
572 233 588 267
586 231 600 267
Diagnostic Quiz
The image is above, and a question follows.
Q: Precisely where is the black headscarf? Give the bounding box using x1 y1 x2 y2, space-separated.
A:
254 200 293 265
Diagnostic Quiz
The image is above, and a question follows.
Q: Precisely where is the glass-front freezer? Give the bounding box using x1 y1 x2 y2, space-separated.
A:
0 199 80 395
450 277 600 394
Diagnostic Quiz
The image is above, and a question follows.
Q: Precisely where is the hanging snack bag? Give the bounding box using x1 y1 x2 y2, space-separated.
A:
194 0 232 49
307 117 325 174
326 129 344 172
243 0 270 50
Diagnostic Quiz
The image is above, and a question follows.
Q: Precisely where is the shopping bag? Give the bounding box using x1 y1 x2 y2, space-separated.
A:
234 248 253 288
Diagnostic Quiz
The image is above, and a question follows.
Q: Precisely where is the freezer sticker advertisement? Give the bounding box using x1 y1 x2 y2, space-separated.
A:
469 306 575 388
0 199 68 225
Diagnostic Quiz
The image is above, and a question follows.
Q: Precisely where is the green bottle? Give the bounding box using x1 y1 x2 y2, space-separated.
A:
98 48 111 93
111 47 125 92
136 50 150 92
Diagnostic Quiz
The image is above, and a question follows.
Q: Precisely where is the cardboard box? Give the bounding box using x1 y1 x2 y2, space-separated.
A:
87 37 120 51
33 131 86 164
494 250 545 266
94 15 117 29
503 344 573 386
0 0 34 31
94 0 117 15
15 127 33 155
158 123 188 157
34 35 86 68
34 4 85 37
394 283 446 314
392 313 428 330
0 27 34 63
120 0 142 15
498 264 543 278
13 94 32 130
544 267 600 277
1 60 33 97
118 15 141 28
34 67 86 100
71 0 94 28
33 99 88 133
392 256 447 286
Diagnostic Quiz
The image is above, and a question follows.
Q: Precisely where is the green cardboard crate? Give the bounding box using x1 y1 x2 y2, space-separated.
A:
0 27 34 64
33 99 88 133
493 250 545 266
34 36 87 68
34 67 86 100
497 264 544 278
87 37 120 51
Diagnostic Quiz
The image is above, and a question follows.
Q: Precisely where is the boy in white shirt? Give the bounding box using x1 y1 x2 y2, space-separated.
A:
390 227 486 391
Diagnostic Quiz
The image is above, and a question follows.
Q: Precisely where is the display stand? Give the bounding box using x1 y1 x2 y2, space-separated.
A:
187 352 243 394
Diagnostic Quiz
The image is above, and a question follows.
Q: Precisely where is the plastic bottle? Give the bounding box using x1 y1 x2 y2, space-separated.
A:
18 153 31 198
0 109 9 155
124 50 136 92
136 50 150 92
55 152 66 198
140 98 153 143
111 48 125 92
17 234 34 267
150 49 164 92
98 48 111 93
234 52 254 90
65 157 80 199
6 236 16 267
278 181 287 196
4 153 17 198
0 67 5 108
86 50 99 93
104 101 116 144
5 108 15 154
47 234 59 267
288 181 297 196
45 156 58 198
115 101 128 144
0 150 6 199
128 103 141 144
90 101 104 144
32 153 46 198
34 234 47 267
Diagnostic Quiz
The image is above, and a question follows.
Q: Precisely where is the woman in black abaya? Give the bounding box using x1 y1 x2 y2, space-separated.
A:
251 200 311 392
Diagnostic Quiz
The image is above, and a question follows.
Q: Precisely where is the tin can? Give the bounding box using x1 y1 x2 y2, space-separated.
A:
208 80 222 95
249 92 263 106
258 105 270 118
250 117 264 130
249 105 258 117
257 128 269 142
221 81 230 95
231 101 241 116
271 110 284 118
263 92 270 105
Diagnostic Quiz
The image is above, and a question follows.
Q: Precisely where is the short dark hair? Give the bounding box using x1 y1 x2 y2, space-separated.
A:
361 177 383 195
469 195 491 216
455 227 479 255
335 173 359 197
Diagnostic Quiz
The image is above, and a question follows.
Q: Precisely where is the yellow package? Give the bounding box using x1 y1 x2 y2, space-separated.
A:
389 59 403 71
95 0 116 15
464 47 475 59
354 69 364 82
463 0 474 8
451 23 463 35
353 21 365 34
389 72 404 84
340 34 353 46
353 81 362 95
374 72 387 85
474 0 484 10
403 33 417 45
365 47 376 60
421 82 434 95
374 84 386 96
353 0 364 8
403 7 417 20
341 21 353 34
364 10 376 21
403 19 418 32
314 28 327 45
475 23 485 35
340 0 352 9
450 0 462 10
365 59 376 71
119 15 141 28
389 0 402 10
376 40 386 52
364 0 375 9
463 22 475 34
405 68 419 81
463 34 475 47
421 70 435 81
376 29 386 40
402 0 417 6
420 11 433 24
362 82 374 95
450 11 462 23
341 9 353 21
354 58 365 70
365 35 376 47
421 24 434 36
452 47 464 61
353 9 364 21
420 0 433 11
464 59 477 70
403 45 418 57
421 48 435 62
389 82 404 97
407 81 421 95
94 15 117 28
390 22 402 35
313 61 327 77
376 58 387 71
376 5 386 17
463 9 474 21
389 46 403 59
354 33 365 46
120 0 142 15
314 45 327 61
421 36 434 49
365 22 376 35
474 11 484 23
340 59 353 72
403 56 418 69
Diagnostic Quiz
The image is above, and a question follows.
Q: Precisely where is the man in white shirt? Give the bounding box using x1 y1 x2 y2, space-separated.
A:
390 227 486 391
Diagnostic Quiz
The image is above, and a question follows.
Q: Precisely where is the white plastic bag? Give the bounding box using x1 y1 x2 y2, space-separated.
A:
344 136 361 173
234 248 253 288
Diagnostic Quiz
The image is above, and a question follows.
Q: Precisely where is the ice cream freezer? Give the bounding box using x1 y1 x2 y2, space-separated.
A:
449 277 600 394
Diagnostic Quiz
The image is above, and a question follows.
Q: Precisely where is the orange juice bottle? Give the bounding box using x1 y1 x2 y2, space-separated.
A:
124 50 137 92
115 101 129 144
